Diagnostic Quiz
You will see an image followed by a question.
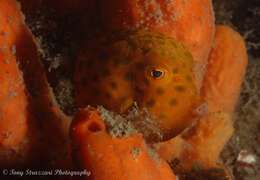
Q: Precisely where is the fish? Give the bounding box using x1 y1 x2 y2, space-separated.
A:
74 29 201 140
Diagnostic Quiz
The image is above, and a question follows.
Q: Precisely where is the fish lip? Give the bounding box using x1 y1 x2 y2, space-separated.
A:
119 97 135 113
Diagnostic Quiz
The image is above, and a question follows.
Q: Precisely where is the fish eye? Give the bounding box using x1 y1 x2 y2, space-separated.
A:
150 69 165 79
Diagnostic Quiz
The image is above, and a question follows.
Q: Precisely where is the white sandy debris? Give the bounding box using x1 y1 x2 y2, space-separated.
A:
237 150 256 165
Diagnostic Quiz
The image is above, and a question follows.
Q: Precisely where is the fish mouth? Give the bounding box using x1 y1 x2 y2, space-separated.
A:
119 97 135 113
118 98 199 142
99 104 164 143
118 100 173 142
